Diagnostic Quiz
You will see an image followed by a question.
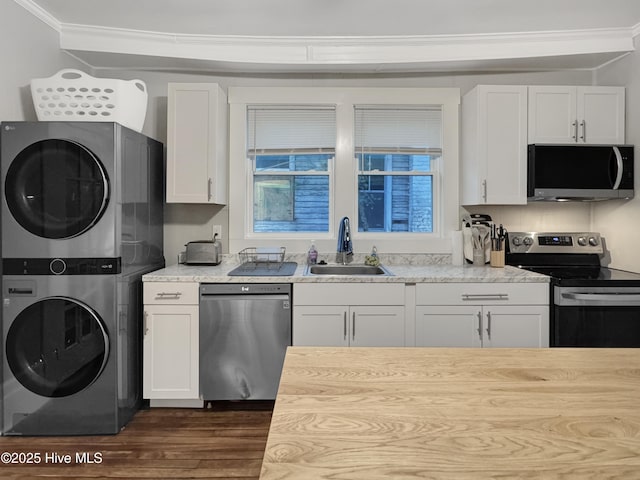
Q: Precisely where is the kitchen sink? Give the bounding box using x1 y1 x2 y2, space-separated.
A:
304 264 393 276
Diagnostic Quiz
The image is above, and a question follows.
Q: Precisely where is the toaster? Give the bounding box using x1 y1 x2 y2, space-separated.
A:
185 238 221 265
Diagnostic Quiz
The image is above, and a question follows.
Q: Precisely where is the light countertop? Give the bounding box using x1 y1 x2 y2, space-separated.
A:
260 347 640 479
142 262 549 283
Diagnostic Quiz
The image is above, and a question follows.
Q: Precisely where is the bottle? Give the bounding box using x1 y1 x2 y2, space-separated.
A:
307 242 318 265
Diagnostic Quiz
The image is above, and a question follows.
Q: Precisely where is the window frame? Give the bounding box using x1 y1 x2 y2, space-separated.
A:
228 87 460 254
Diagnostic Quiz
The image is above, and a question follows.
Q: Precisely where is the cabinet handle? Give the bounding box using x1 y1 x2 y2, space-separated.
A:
155 292 182 300
477 311 483 339
352 312 356 340
486 311 492 339
482 179 487 202
461 294 508 301
143 311 149 335
579 120 586 142
572 120 578 141
208 178 212 201
344 311 347 340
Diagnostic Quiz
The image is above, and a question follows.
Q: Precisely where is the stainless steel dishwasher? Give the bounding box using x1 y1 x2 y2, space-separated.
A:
199 283 291 400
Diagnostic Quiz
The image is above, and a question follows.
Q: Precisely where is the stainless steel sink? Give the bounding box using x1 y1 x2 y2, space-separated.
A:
304 264 393 276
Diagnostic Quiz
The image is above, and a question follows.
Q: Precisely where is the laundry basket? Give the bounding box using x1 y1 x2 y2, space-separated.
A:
30 69 148 132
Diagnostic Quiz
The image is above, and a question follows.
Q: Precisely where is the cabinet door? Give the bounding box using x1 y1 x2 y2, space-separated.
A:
482 306 549 348
528 86 577 144
143 305 200 399
415 306 482 347
166 83 227 204
293 306 348 347
578 87 625 144
350 306 405 347
461 85 527 205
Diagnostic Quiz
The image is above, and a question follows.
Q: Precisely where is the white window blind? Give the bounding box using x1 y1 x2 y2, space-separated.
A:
354 106 442 155
247 106 336 155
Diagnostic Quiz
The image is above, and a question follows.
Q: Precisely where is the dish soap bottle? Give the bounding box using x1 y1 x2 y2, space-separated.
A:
307 242 318 265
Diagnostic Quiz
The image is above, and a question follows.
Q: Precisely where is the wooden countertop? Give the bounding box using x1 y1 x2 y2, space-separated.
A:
260 347 640 479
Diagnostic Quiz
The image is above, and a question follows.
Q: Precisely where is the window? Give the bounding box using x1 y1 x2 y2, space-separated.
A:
247 106 335 233
355 106 442 233
228 88 460 254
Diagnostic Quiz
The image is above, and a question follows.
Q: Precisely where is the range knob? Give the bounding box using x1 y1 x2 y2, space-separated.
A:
588 236 599 246
523 237 533 246
512 236 523 246
577 236 587 246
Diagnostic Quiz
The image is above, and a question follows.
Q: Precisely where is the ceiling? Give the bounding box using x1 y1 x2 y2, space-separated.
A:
18 0 640 74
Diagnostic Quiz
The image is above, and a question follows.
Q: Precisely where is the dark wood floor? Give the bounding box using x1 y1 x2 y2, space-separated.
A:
0 401 273 479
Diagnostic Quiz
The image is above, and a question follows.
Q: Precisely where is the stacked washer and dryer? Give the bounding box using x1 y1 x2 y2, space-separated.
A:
1 122 164 435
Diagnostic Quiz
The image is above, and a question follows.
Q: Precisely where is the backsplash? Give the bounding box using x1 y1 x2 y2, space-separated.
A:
463 202 592 233
219 252 451 266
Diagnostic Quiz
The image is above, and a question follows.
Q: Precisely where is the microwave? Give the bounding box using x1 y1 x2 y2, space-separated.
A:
527 144 634 201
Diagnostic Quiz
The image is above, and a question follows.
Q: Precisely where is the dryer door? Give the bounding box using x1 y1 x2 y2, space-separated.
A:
6 297 110 398
4 139 109 239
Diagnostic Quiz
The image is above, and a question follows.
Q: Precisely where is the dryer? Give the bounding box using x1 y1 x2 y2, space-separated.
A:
2 270 145 435
0 122 164 267
1 122 165 435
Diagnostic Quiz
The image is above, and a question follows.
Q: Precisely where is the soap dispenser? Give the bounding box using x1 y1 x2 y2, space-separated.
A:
307 242 318 265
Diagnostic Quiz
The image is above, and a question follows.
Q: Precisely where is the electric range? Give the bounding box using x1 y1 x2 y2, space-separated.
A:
506 232 640 347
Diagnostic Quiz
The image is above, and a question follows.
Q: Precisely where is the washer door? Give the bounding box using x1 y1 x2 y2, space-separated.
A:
4 139 109 239
6 297 110 398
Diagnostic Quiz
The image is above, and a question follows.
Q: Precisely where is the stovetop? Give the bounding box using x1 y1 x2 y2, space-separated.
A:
505 231 640 287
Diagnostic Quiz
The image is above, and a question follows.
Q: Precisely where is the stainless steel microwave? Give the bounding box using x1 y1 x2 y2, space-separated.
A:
527 144 634 201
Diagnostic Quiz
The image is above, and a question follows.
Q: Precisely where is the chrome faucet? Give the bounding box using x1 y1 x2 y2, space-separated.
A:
337 216 353 265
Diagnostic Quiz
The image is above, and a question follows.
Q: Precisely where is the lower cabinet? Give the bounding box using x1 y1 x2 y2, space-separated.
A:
415 305 549 347
143 282 200 400
294 305 405 346
414 283 549 348
293 283 406 347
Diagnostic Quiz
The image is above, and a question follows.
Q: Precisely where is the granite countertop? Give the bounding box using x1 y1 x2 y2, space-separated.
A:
142 256 549 284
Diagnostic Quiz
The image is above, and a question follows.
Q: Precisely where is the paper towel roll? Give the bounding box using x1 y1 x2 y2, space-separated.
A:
451 230 464 266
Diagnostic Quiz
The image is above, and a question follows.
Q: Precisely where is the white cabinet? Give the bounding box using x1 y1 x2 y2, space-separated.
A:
293 283 406 347
166 83 228 204
415 283 549 348
294 305 405 347
143 282 200 400
461 85 528 205
528 86 625 144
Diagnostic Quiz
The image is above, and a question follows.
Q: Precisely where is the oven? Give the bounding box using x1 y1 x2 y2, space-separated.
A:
507 231 640 348
553 286 640 347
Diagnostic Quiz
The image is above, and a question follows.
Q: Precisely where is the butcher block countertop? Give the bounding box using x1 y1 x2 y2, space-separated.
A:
261 347 640 480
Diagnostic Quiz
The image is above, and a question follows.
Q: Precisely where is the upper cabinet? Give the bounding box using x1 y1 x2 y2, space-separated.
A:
166 83 228 204
461 85 528 205
462 84 626 206
528 86 625 144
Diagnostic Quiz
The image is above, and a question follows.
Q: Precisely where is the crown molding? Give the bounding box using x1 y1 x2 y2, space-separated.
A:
15 0 61 32
57 24 635 70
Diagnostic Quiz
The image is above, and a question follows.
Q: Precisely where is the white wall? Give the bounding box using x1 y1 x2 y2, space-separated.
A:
593 41 640 271
0 2 87 121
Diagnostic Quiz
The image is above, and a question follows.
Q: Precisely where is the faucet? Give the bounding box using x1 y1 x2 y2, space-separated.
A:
337 216 353 265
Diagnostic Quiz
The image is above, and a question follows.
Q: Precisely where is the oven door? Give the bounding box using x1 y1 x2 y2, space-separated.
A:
552 286 640 347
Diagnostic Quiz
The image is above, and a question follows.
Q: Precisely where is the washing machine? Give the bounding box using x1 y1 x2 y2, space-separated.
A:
0 122 165 435
0 121 164 267
2 268 146 435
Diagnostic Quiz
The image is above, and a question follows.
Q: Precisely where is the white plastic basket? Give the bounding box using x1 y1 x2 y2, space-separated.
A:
30 69 148 132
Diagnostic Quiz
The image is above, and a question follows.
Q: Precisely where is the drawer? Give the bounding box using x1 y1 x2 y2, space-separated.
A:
144 282 200 305
416 282 549 306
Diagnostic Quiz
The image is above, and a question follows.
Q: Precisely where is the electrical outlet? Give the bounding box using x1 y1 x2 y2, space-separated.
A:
212 224 222 239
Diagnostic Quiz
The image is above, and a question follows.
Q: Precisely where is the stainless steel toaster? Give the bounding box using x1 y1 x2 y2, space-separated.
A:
185 238 221 265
